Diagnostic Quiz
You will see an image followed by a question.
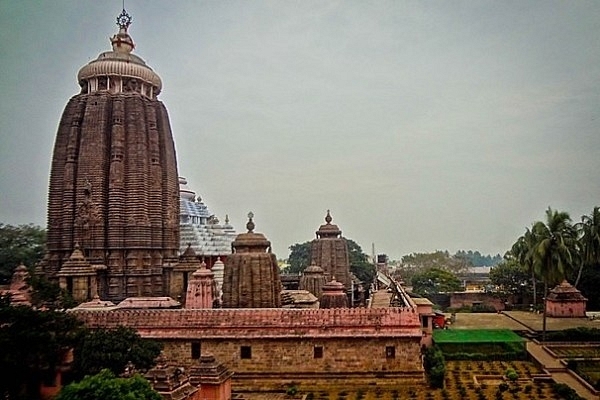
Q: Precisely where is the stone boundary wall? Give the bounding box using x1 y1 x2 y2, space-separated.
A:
72 307 422 339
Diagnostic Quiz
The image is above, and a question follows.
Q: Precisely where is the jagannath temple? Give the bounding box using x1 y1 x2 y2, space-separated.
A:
37 9 180 302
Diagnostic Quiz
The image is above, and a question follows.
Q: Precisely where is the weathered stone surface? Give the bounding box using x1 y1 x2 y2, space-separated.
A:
38 13 180 302
72 307 424 389
222 215 281 308
299 264 327 299
319 278 348 309
310 211 352 292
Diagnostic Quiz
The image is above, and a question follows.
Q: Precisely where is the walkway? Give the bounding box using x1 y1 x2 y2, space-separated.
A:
526 341 598 399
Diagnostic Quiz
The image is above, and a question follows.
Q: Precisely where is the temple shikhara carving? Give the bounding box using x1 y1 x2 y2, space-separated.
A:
222 213 282 308
310 210 352 293
37 9 180 302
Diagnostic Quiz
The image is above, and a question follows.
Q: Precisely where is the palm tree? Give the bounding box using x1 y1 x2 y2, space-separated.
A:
511 228 538 306
575 206 600 287
531 208 579 342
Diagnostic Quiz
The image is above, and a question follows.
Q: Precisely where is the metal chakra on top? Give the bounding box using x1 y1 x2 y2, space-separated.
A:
246 212 255 232
116 8 132 30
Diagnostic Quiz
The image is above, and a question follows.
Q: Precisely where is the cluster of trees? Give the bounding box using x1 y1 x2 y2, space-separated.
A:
0 223 45 284
455 250 502 267
497 207 600 340
285 239 375 286
0 301 162 399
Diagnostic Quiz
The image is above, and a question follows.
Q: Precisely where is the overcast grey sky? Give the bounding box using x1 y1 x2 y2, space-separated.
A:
1 1 599 260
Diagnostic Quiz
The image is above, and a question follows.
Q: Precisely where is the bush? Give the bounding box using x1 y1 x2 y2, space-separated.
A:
423 345 446 389
505 368 518 381
546 327 600 342
552 383 585 400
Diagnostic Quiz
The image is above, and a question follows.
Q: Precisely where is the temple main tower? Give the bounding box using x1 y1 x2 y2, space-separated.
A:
222 213 281 308
38 9 180 302
310 210 352 292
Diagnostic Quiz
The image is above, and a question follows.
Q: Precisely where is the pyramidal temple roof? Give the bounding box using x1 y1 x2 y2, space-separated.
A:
179 177 237 256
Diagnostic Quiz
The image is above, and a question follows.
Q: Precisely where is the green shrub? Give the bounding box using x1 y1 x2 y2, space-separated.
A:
552 382 585 400
423 345 446 389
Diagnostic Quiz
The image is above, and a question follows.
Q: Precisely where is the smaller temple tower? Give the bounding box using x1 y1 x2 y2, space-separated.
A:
222 213 282 308
299 264 327 300
185 260 217 309
310 210 352 291
320 278 349 308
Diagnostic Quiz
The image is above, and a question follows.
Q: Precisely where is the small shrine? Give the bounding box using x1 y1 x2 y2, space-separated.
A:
546 280 587 318
320 277 349 308
188 354 233 400
145 355 198 400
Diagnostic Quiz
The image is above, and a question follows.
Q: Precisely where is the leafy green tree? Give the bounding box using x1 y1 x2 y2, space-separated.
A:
56 369 161 400
72 326 162 380
531 208 580 341
286 241 312 274
0 223 46 284
423 345 445 389
575 206 600 287
410 268 462 297
488 260 532 301
0 304 84 399
398 251 470 283
26 275 77 310
346 239 376 285
577 264 600 310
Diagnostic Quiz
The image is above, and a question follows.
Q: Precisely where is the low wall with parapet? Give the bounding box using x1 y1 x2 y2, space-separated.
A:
73 307 425 389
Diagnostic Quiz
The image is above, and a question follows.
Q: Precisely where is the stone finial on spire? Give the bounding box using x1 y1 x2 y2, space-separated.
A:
325 209 332 224
246 212 255 233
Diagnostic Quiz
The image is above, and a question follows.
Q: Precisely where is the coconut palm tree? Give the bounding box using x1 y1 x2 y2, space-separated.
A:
531 208 579 342
511 228 538 306
575 206 600 287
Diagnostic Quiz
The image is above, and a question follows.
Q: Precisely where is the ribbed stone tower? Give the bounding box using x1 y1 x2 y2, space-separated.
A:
320 278 349 309
222 213 281 308
299 264 327 300
38 9 179 302
310 210 352 291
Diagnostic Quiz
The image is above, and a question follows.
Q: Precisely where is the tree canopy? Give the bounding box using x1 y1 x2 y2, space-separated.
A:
0 304 84 399
410 268 462 297
488 259 533 300
72 326 162 381
0 223 45 284
56 369 161 400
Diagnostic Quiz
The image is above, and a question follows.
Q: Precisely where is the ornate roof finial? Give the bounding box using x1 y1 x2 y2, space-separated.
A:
116 8 132 31
246 211 255 233
225 214 229 224
325 209 332 224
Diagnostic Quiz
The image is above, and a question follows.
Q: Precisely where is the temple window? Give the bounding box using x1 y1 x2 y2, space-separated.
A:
240 346 252 359
385 346 395 359
314 346 323 359
191 341 201 359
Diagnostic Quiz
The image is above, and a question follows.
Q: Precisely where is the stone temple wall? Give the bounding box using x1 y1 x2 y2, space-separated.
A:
72 307 424 389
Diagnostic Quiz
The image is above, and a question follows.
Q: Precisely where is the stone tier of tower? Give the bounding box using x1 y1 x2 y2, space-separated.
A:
221 214 281 308
299 264 327 300
310 211 352 291
38 9 179 302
